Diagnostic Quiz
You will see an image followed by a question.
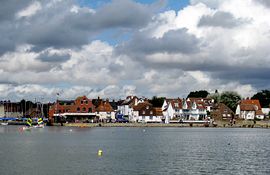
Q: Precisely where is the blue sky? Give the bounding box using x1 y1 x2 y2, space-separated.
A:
78 0 190 11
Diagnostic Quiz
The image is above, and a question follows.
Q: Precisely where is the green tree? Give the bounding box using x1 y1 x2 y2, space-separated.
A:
220 91 241 112
208 90 220 103
187 90 209 98
251 90 270 108
149 96 165 107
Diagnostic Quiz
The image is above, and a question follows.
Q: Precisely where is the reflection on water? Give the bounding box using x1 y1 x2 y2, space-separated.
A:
0 126 270 175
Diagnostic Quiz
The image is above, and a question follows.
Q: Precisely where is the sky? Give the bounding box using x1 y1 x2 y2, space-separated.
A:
1 0 270 102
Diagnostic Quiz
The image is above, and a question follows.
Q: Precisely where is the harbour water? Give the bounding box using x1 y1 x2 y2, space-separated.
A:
0 126 270 175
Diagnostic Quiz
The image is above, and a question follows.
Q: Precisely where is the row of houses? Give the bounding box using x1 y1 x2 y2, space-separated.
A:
48 95 270 123
1 96 269 123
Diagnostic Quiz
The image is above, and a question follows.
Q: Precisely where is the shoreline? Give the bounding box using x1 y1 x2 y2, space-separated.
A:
61 121 270 129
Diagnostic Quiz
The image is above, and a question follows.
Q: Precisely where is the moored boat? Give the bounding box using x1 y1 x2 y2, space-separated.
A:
33 124 44 128
34 117 45 128
22 118 33 131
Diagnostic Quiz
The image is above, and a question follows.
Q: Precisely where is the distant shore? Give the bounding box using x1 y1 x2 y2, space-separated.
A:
61 120 270 128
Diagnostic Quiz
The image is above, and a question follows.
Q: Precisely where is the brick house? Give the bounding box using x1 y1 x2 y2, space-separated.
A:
211 103 235 120
49 96 96 122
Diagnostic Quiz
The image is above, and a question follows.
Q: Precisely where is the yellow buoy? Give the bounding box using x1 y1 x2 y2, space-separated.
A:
98 149 103 156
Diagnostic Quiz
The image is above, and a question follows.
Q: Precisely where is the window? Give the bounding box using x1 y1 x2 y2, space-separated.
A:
175 103 179 107
82 107 86 112
142 110 145 114
81 101 83 105
146 106 149 109
88 108 92 113
77 107 80 112
150 116 153 120
150 111 153 114
85 101 88 104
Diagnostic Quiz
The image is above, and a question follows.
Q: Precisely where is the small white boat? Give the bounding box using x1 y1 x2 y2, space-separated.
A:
33 124 44 128
1 123 8 126
22 126 32 131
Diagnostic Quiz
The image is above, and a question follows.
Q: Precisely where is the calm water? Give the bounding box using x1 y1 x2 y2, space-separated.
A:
0 126 270 175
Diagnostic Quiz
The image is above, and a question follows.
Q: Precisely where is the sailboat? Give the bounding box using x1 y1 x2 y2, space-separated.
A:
22 118 33 131
34 117 44 128
0 122 8 126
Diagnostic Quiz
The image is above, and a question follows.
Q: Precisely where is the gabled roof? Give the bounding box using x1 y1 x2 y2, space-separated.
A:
96 100 113 112
121 96 138 107
133 101 152 111
240 99 262 110
196 101 206 109
240 104 257 111
187 97 213 106
213 103 234 114
239 99 262 112
166 99 182 109
183 100 206 110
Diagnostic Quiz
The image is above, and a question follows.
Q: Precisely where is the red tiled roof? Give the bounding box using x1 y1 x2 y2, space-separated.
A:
133 101 152 111
240 104 257 111
96 101 113 112
166 99 182 109
240 100 261 110
196 101 206 109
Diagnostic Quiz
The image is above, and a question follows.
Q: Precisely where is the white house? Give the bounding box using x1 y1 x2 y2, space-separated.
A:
133 102 163 123
182 98 207 120
162 99 182 121
235 99 264 120
118 96 144 121
96 100 115 121
162 98 208 121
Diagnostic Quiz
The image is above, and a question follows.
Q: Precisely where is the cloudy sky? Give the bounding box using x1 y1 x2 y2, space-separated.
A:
1 0 270 102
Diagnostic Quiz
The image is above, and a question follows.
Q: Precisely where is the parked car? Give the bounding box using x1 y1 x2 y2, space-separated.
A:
116 118 129 123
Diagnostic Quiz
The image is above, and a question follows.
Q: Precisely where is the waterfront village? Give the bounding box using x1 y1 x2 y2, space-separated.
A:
0 90 270 128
